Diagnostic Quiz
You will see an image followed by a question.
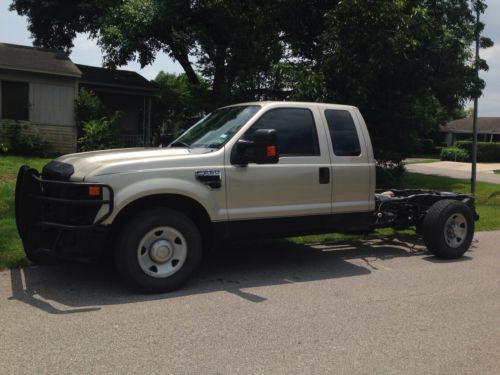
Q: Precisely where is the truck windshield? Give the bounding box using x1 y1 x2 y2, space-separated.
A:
170 105 261 149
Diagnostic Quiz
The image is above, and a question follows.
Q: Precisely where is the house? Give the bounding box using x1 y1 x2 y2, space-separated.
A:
0 43 157 154
0 43 81 154
441 117 500 146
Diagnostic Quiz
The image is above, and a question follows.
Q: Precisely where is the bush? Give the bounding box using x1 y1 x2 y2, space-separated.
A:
376 160 406 189
416 138 436 154
75 88 106 138
455 140 500 162
78 116 120 151
0 121 51 157
440 147 469 162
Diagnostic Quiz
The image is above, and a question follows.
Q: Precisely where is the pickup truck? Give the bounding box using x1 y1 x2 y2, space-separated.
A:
15 101 478 292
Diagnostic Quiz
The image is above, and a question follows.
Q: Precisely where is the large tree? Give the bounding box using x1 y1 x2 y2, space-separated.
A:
276 0 493 160
11 0 492 159
11 0 283 106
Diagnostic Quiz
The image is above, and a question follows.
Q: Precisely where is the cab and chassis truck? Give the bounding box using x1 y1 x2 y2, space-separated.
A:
15 102 478 292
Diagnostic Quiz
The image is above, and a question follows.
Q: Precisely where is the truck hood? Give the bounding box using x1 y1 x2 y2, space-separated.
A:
57 147 192 181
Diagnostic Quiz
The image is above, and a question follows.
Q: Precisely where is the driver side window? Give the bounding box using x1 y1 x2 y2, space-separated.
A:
243 108 320 156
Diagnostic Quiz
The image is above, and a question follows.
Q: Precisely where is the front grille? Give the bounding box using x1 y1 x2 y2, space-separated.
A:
40 182 104 225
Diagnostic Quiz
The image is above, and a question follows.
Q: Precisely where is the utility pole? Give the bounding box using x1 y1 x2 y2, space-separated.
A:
471 1 480 195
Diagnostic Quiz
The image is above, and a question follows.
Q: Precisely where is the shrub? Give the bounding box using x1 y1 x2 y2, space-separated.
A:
440 147 469 162
455 140 500 162
0 121 51 157
78 115 120 151
416 138 435 154
75 88 106 138
376 160 406 189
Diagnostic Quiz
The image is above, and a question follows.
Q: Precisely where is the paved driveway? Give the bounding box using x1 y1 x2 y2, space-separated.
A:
406 161 500 184
1 232 500 374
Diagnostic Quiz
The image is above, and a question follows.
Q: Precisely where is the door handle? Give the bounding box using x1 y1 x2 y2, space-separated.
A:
319 167 330 184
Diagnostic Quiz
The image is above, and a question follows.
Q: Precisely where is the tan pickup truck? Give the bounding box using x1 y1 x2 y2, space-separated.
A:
16 101 478 292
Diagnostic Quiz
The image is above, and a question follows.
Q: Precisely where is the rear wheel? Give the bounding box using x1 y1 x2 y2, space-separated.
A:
423 199 474 259
114 208 203 293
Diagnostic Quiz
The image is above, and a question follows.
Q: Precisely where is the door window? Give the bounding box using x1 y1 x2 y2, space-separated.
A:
324 109 361 156
244 108 319 156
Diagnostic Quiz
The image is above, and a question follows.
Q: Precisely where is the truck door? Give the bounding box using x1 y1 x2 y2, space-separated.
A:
224 106 332 233
320 107 373 213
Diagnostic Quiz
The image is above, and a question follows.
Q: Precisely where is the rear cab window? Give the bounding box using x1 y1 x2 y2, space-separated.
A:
324 109 361 156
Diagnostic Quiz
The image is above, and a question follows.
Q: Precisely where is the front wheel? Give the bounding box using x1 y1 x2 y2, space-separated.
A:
114 208 203 293
423 199 475 259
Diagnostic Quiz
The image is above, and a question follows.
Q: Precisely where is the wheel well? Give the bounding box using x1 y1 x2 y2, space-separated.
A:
111 194 213 246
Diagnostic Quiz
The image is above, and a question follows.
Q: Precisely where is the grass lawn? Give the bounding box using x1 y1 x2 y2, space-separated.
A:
1 155 499 268
494 170 500 175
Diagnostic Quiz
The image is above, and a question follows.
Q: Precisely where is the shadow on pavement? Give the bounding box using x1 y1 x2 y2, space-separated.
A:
8 235 433 314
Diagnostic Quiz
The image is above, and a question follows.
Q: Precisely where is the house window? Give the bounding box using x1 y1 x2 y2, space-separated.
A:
1 81 30 121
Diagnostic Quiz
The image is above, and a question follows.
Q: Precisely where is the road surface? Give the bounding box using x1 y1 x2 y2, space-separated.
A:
1 231 499 374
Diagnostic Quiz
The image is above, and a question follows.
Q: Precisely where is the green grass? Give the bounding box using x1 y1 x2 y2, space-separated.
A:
1 155 499 268
494 170 500 175
0 155 52 269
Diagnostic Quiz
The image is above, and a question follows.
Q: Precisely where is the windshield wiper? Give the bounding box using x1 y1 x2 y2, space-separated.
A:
169 141 190 148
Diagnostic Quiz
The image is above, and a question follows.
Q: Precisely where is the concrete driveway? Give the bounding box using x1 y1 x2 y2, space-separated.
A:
1 232 499 374
406 161 500 184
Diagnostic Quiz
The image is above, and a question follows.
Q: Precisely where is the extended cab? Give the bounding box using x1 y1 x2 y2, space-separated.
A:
15 102 478 292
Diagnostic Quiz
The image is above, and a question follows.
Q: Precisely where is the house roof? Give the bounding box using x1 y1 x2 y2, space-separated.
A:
441 117 500 134
0 43 81 78
76 64 158 94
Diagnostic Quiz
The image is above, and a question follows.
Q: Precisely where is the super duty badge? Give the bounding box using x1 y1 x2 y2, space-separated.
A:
195 170 222 189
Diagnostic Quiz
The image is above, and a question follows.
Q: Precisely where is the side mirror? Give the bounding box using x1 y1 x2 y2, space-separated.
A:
231 129 279 165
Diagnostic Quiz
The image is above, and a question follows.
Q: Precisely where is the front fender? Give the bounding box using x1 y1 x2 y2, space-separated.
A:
101 177 226 224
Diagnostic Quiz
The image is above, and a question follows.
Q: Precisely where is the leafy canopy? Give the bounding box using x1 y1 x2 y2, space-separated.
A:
11 0 493 159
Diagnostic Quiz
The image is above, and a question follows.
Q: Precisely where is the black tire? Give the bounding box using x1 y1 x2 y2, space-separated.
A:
114 208 203 293
423 199 474 259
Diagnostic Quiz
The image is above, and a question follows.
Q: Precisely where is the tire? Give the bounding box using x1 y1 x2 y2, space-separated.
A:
114 208 203 293
423 199 474 259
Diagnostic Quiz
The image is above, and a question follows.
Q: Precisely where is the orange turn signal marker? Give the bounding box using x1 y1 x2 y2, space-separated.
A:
266 145 277 157
88 186 101 197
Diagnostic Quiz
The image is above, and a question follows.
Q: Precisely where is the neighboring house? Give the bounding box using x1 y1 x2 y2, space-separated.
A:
0 43 81 154
441 117 500 146
0 43 157 154
76 64 157 147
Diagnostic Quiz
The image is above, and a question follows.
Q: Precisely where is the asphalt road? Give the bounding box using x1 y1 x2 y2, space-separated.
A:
1 231 500 374
406 161 500 184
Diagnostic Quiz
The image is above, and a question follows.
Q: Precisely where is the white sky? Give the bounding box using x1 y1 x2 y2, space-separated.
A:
0 0 498 116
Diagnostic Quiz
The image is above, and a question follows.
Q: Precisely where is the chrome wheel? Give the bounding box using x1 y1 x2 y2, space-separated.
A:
443 213 467 248
137 226 188 278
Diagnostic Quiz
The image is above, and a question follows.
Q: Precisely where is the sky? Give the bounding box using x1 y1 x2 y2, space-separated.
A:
0 0 498 116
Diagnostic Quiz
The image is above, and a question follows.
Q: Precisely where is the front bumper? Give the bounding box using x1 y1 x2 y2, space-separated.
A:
15 166 114 260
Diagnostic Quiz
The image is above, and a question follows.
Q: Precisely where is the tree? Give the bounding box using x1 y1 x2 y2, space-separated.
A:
12 0 493 160
151 71 210 139
278 0 493 160
11 0 283 105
